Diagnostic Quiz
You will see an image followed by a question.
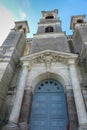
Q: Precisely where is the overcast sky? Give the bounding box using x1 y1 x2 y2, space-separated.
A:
0 0 87 46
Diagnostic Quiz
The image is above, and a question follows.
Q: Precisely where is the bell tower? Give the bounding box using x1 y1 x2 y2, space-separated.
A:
37 9 62 34
70 15 87 92
0 21 29 112
30 9 70 54
70 15 87 59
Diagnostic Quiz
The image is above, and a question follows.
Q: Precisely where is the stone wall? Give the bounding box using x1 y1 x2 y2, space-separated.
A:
66 89 78 130
72 29 83 55
82 87 87 112
19 90 32 123
72 27 87 59
0 62 14 111
2 31 22 47
30 36 70 54
0 67 21 128
0 30 26 112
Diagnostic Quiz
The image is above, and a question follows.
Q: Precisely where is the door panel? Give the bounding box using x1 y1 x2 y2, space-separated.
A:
30 80 68 130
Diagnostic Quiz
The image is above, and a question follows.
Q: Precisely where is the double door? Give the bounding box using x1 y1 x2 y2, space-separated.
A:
30 80 68 130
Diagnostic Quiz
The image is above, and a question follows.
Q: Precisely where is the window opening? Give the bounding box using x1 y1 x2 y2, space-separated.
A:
45 26 54 33
77 19 84 23
46 16 54 19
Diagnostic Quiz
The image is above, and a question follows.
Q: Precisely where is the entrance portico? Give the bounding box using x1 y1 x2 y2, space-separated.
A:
3 50 87 130
21 50 87 130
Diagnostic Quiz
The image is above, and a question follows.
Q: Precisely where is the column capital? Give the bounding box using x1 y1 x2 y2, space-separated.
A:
68 59 76 65
23 62 29 68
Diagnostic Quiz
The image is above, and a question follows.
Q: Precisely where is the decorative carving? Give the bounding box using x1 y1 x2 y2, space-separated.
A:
30 53 66 64
0 48 6 57
21 50 78 69
0 47 14 59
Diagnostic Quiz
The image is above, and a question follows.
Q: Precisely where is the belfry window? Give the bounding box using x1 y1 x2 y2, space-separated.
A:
77 19 84 23
17 25 23 30
45 26 54 33
46 16 54 19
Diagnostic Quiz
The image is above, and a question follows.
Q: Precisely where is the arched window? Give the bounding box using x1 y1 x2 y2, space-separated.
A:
17 25 23 30
45 26 54 33
77 19 84 23
46 15 54 19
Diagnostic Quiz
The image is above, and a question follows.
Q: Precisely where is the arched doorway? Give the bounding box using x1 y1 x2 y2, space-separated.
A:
30 79 68 130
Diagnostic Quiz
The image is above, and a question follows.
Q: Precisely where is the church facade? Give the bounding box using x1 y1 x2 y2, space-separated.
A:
0 9 87 130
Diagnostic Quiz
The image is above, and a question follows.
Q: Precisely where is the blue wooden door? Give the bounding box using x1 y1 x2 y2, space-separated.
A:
30 80 68 130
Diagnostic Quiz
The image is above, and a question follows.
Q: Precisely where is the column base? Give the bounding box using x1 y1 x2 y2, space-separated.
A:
2 122 20 130
79 125 87 130
19 122 29 130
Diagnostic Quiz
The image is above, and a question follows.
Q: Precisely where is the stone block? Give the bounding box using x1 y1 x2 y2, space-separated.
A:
2 123 20 130
66 89 78 130
2 31 22 47
19 122 29 130
30 36 70 54
19 90 32 123
79 125 87 130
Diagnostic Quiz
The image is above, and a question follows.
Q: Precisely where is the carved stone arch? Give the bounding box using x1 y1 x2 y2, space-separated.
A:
26 66 78 129
29 71 69 130
28 70 70 92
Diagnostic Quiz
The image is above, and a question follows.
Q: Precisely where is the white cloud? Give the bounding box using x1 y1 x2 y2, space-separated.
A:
19 9 27 20
0 5 15 46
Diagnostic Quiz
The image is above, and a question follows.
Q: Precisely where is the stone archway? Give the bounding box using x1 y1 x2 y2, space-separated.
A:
28 71 70 92
19 70 78 130
19 71 69 126
26 71 78 130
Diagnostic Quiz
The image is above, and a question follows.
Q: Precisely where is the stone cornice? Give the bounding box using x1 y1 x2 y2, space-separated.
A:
38 22 60 26
33 32 66 39
20 50 78 67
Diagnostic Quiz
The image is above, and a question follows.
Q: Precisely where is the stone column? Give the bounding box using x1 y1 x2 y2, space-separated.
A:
69 59 87 129
2 65 29 130
19 89 33 123
9 65 28 123
66 89 78 130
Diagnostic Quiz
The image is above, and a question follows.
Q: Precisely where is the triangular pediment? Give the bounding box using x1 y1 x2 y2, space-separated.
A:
21 50 78 65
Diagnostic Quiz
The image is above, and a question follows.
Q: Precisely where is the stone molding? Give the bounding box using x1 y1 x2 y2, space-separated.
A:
38 22 60 26
33 32 65 39
21 50 78 67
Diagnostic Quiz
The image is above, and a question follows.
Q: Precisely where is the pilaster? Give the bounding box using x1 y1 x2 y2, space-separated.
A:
9 65 28 123
68 59 87 129
2 64 28 130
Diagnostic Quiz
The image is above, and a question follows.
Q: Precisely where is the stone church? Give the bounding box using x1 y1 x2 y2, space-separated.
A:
0 9 87 130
